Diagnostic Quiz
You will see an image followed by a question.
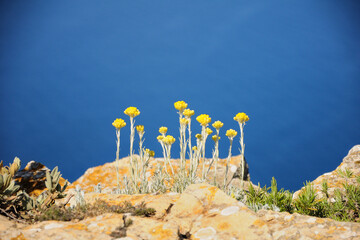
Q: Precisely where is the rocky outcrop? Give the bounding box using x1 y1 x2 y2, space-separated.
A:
1 183 359 240
294 145 360 199
2 146 360 239
70 155 249 193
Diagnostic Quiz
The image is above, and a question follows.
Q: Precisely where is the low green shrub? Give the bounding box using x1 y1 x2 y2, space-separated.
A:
237 176 360 223
35 199 155 222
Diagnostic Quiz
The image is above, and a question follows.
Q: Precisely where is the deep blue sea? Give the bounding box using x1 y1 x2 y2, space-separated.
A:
1 0 359 191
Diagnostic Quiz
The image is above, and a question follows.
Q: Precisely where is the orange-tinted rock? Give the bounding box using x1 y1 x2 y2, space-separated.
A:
294 145 360 199
1 183 360 239
70 154 250 193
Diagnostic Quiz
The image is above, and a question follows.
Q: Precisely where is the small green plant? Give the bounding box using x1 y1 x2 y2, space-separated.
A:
264 177 293 213
337 168 353 178
0 158 21 219
0 158 69 221
293 181 326 217
321 180 329 198
242 178 293 213
246 183 267 208
0 158 21 197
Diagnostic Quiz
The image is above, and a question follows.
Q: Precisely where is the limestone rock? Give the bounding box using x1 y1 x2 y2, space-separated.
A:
70 155 250 193
1 183 360 239
294 145 360 199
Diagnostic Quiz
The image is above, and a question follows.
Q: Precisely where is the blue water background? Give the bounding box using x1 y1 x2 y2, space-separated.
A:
1 1 359 191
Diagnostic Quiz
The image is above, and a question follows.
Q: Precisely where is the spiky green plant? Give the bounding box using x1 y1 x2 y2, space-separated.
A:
321 180 329 199
293 181 327 217
264 177 293 213
246 183 267 207
337 168 354 179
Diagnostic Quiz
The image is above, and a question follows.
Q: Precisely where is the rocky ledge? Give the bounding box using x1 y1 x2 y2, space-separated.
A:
1 146 360 239
294 145 360 200
1 183 359 240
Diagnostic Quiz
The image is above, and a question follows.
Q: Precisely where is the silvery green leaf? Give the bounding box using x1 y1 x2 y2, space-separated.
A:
45 171 52 190
51 166 58 177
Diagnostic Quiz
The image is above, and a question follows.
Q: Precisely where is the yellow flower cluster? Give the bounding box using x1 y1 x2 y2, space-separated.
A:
112 118 126 129
180 118 189 126
124 107 140 118
174 101 188 112
195 134 202 140
234 112 249 123
183 109 195 118
212 135 220 142
206 128 213 135
157 135 164 141
162 135 176 145
212 120 223 130
145 148 155 157
196 114 211 126
159 126 168 134
136 125 144 133
192 146 198 151
226 129 238 138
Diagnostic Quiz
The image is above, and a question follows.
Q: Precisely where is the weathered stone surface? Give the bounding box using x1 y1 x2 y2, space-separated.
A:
14 161 69 197
294 145 360 199
2 183 359 240
70 154 250 193
2 146 360 239
69 191 180 219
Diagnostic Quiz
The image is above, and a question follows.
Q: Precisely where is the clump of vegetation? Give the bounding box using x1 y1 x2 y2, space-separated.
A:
0 157 69 221
337 168 353 178
34 199 155 222
293 181 326 217
238 172 360 223
112 101 250 194
244 177 293 213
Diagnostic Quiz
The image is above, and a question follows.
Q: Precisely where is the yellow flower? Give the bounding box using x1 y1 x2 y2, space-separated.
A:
145 149 155 157
124 106 140 118
180 118 189 126
206 128 213 135
212 135 220 142
174 101 188 112
136 125 144 133
162 135 176 145
157 135 164 141
195 134 202 140
159 126 168 134
183 109 195 118
192 146 198 151
226 129 238 138
234 112 249 123
112 118 126 129
212 120 223 130
196 114 211 126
